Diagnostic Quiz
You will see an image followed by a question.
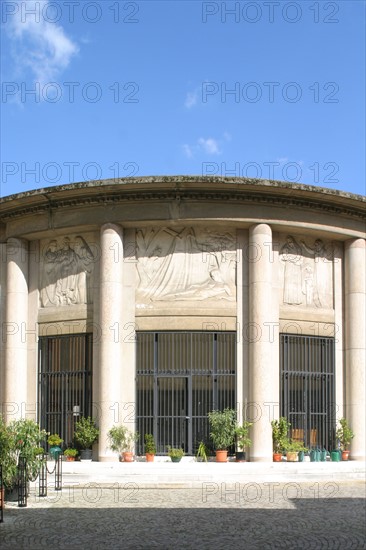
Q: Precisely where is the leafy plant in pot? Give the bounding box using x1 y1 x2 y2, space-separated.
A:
208 408 237 462
64 448 78 461
74 416 99 461
144 433 156 462
196 441 209 462
168 446 184 463
47 433 63 459
336 418 354 461
235 421 253 462
271 417 290 462
283 439 307 462
107 425 139 462
0 416 17 499
2 418 47 500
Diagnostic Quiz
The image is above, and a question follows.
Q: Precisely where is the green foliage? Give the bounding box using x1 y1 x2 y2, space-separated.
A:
74 417 99 450
336 418 355 451
282 439 308 453
167 446 184 459
144 433 156 454
107 425 139 453
0 417 47 488
208 408 237 451
48 433 63 447
271 417 291 453
235 421 253 451
196 441 209 462
64 448 78 458
0 416 17 489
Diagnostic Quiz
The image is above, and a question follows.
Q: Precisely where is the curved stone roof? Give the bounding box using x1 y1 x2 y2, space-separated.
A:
0 177 365 241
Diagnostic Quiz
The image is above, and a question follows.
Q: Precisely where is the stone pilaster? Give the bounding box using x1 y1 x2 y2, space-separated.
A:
98 224 124 461
4 238 28 421
248 224 277 461
344 238 366 461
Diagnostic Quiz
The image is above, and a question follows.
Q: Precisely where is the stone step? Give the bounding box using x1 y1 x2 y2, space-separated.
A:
37 459 366 489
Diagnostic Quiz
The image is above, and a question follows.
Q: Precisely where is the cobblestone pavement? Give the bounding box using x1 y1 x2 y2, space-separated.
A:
1 481 365 549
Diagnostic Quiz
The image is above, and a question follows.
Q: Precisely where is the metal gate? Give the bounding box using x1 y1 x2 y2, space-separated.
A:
38 334 93 447
136 332 236 455
280 334 336 450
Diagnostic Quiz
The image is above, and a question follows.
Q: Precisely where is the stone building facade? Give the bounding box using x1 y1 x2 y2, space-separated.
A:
0 176 365 461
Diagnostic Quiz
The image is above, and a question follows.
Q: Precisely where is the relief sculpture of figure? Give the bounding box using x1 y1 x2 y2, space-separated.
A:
136 227 236 302
40 240 60 307
40 236 94 307
300 238 332 308
280 236 303 305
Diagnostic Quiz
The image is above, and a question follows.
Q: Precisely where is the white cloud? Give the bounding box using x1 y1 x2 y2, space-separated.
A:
184 91 198 109
183 144 194 158
183 135 225 158
198 137 221 155
6 1 79 82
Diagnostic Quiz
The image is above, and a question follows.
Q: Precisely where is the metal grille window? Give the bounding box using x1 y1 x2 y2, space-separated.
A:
136 332 236 455
38 334 93 447
280 334 335 451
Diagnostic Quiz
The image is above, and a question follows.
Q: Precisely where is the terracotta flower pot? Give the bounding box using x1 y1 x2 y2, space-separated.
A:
286 452 298 462
215 450 228 463
273 453 282 462
123 451 134 462
66 456 75 462
146 453 155 462
342 450 350 461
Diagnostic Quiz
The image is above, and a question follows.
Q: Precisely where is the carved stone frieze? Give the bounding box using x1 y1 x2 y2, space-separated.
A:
279 235 334 309
136 227 236 306
40 235 95 307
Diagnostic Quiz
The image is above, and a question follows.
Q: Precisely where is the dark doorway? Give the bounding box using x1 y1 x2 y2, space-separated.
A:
38 334 93 447
136 332 236 455
280 334 336 450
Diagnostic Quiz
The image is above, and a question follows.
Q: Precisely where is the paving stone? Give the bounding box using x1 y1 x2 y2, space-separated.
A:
1 481 365 549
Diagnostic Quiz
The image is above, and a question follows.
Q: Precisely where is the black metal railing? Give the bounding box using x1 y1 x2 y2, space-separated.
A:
280 334 336 451
38 334 93 447
136 332 236 455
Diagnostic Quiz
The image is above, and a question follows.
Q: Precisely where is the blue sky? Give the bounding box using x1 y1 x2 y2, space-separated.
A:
1 0 365 198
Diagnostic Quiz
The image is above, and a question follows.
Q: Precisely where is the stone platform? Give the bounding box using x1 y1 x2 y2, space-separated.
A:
39 457 366 489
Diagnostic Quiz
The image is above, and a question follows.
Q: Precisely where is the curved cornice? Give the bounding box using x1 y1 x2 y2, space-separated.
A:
0 176 365 222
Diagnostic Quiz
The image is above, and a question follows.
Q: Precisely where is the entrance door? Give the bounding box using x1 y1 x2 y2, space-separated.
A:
156 377 190 454
136 332 236 455
280 334 335 450
38 334 93 447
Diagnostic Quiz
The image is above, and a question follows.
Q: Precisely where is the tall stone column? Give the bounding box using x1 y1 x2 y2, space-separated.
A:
248 224 276 461
4 238 28 422
344 238 366 461
98 224 124 461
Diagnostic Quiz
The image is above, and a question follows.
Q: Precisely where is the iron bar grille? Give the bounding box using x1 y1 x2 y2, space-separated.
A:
136 332 236 455
38 334 93 448
280 334 336 451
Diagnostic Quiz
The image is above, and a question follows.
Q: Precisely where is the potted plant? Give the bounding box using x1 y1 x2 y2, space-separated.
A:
74 416 99 461
0 416 17 498
107 425 139 462
3 418 47 500
64 448 78 461
235 421 252 462
196 441 209 462
144 433 156 462
336 418 355 460
47 433 63 459
168 446 184 463
283 439 307 462
208 408 237 462
123 430 140 462
271 417 290 462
